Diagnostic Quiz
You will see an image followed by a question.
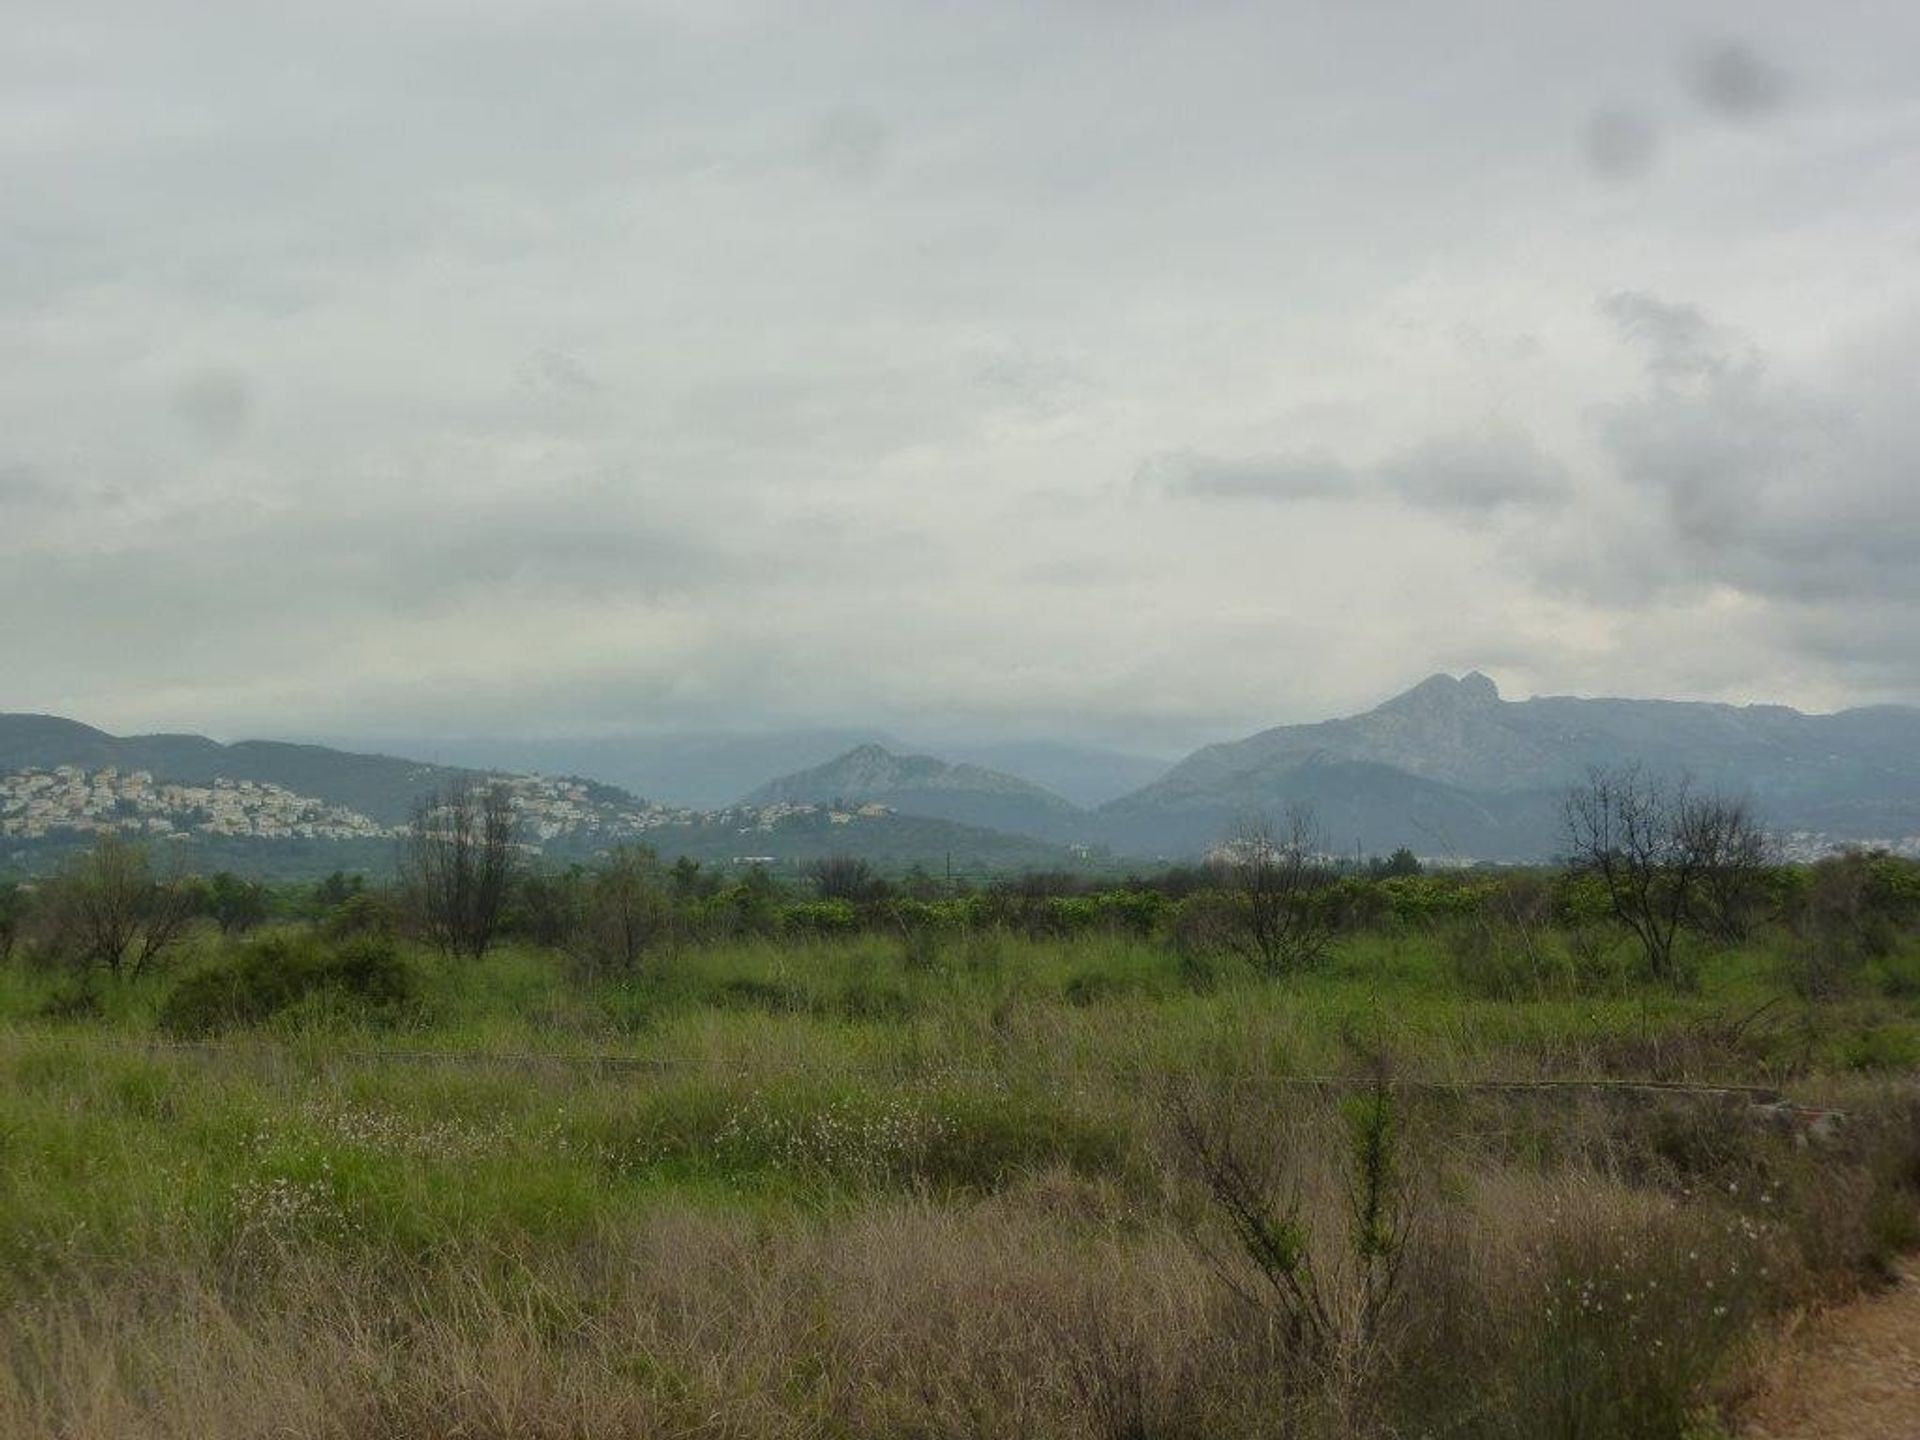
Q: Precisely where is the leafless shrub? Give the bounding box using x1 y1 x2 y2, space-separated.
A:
1563 767 1766 982
1164 1071 1413 1410
400 777 518 959
1209 808 1333 977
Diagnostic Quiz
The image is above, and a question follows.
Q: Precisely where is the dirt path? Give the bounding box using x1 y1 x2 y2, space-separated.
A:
1739 1262 1920 1439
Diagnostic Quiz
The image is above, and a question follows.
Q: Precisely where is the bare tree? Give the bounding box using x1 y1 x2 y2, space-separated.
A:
402 778 519 959
34 836 197 978
1678 792 1770 943
1563 766 1766 981
1211 807 1333 977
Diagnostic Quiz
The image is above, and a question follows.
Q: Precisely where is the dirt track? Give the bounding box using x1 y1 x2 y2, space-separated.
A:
1740 1262 1920 1439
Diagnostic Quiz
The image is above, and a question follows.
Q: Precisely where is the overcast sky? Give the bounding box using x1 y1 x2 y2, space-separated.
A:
5 0 1920 753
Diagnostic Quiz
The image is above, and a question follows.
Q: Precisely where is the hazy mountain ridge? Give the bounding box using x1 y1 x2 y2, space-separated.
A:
311 729 902 810
0 716 1083 877
1098 674 1920 859
741 743 1087 841
311 730 1167 810
11 671 1920 874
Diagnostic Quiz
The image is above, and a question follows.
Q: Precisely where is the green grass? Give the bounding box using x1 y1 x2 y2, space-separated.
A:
0 920 1916 1438
1 920 1910 1277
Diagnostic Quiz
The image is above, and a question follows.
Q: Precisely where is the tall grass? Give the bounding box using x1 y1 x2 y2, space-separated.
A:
0 920 1916 1436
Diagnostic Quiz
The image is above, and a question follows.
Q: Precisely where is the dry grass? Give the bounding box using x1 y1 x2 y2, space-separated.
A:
0 926 1916 1438
1 1088 1914 1440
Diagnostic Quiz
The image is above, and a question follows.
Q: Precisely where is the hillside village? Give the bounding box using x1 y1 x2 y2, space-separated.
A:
0 767 390 842
0 765 899 851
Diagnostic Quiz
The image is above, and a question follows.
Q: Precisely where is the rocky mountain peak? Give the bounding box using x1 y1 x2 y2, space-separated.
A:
1377 670 1502 715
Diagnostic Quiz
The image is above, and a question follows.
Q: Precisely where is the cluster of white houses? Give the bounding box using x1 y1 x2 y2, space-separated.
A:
0 767 389 842
0 767 899 851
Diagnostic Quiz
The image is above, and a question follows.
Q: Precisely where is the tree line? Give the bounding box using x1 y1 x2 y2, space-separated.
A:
3 767 1915 998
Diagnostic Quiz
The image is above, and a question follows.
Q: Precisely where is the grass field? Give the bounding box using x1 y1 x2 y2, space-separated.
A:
2 920 1917 1437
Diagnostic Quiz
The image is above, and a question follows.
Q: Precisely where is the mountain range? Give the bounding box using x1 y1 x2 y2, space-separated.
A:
7 672 1920 876
0 716 1081 878
1100 669 1920 859
743 672 1920 861
305 729 1167 809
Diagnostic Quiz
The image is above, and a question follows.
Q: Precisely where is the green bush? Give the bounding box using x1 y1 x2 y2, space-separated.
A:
322 890 400 942
780 899 859 939
1838 1024 1920 1073
158 934 420 1038
1868 946 1920 999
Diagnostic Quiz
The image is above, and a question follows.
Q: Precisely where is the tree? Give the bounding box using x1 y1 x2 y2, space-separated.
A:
34 837 197 978
401 778 519 959
806 854 888 903
1679 793 1770 943
1368 847 1422 880
897 862 944 900
1562 766 1766 982
723 864 783 937
514 868 584 949
311 870 365 915
203 871 270 937
668 855 718 902
1211 808 1333 977
572 846 672 978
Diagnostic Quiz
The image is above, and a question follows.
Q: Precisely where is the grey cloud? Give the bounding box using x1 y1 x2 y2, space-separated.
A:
807 107 891 183
1154 429 1566 515
0 465 128 550
1590 296 1920 604
515 349 601 399
1601 291 1739 383
1584 107 1658 181
1140 450 1355 501
970 347 1093 422
1378 430 1569 512
1685 39 1792 120
0 463 54 504
172 368 252 444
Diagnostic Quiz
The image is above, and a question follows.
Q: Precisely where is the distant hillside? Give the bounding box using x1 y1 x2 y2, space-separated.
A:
13 674 1920 874
0 714 464 824
937 740 1171 808
1098 673 1920 860
0 716 1092 880
317 730 1167 811
596 807 1083 877
742 744 1088 841
308 727 900 809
